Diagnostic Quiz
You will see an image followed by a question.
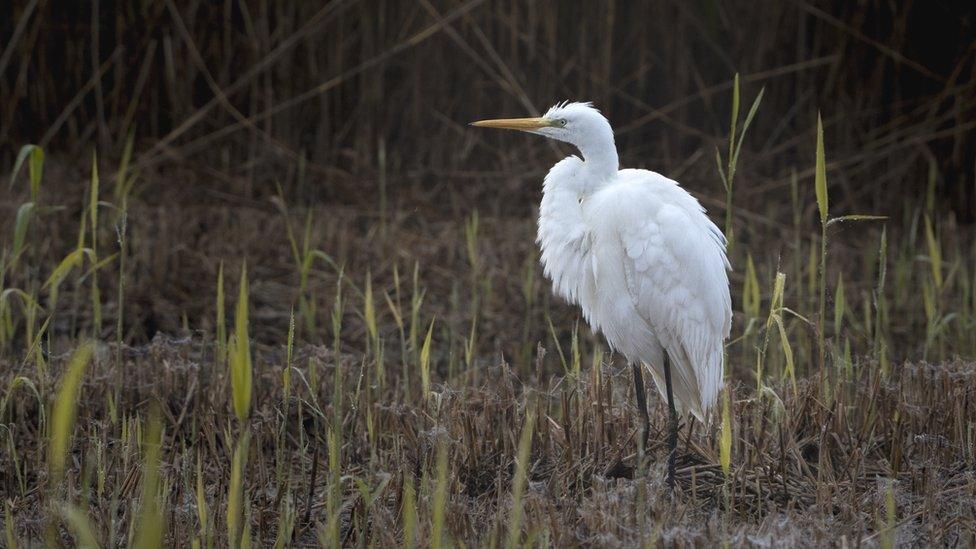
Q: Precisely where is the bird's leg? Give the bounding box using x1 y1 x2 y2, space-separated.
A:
662 353 678 491
632 363 650 461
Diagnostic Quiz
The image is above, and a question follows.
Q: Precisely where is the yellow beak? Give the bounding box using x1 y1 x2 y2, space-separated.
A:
470 117 553 131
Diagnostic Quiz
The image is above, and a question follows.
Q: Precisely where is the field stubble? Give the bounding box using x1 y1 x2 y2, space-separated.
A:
2 2 976 540
1 143 975 545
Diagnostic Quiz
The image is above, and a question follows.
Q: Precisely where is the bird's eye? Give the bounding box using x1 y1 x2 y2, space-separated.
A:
558 118 568 127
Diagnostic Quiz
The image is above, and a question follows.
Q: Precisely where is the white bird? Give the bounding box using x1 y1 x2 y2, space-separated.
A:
472 102 731 488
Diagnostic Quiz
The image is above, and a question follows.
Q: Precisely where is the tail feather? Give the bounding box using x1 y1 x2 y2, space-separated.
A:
642 338 723 423
643 353 704 422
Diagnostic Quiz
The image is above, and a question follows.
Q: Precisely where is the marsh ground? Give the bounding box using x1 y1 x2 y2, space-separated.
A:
2 1 975 546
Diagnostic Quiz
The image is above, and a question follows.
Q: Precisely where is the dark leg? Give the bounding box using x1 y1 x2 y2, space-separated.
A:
632 363 650 458
662 353 678 490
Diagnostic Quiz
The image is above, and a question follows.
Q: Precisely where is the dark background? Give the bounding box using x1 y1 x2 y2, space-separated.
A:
1 0 974 346
3 1 974 214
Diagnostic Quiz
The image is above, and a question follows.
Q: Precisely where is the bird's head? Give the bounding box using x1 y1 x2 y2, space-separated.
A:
471 101 613 151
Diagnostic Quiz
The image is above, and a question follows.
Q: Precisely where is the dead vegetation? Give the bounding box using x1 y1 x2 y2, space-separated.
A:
2 0 976 546
2 337 975 546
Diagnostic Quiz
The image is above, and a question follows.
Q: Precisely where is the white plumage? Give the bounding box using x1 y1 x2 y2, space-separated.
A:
473 101 732 422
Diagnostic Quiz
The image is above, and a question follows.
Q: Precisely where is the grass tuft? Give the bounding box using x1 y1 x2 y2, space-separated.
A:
229 263 252 424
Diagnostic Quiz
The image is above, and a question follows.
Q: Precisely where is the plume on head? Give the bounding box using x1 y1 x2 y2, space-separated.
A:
544 101 598 120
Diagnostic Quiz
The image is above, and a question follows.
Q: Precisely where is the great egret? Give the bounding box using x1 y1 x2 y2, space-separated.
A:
472 102 731 488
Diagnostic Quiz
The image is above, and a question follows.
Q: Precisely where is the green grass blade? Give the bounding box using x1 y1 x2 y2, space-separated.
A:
229 263 252 424
505 406 535 549
11 202 35 264
216 261 227 366
402 476 417 549
431 438 448 549
815 113 829 224
728 73 740 167
923 214 943 291
833 275 846 336
420 319 435 399
227 432 250 548
195 453 209 545
731 86 765 171
133 411 164 549
743 253 760 319
60 504 101 549
5 500 17 549
43 248 95 291
720 389 732 476
9 144 44 201
48 342 94 485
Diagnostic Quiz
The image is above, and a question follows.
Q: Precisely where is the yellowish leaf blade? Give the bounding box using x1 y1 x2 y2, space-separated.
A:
815 113 829 224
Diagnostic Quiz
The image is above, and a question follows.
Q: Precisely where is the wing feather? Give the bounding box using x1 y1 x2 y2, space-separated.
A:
608 171 731 419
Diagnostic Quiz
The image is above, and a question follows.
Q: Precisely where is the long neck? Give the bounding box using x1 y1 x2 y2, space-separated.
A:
575 127 619 189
